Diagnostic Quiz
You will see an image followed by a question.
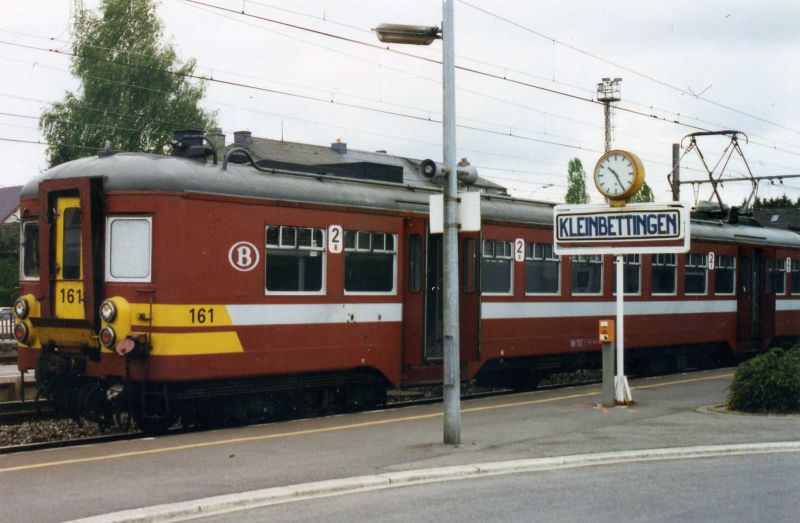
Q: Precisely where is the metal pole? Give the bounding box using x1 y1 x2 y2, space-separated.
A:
615 255 632 403
671 143 681 201
603 102 611 152
442 0 461 445
601 341 614 407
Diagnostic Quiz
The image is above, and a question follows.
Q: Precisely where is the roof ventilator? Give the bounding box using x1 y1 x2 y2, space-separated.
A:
171 130 218 165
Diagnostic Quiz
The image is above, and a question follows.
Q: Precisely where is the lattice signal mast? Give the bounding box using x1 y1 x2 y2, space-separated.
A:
597 78 622 152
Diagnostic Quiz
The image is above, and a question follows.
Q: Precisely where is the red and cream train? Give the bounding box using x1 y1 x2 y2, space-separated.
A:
14 135 800 431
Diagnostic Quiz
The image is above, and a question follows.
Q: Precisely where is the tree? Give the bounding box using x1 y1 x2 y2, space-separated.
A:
40 0 216 167
629 181 654 203
565 158 589 204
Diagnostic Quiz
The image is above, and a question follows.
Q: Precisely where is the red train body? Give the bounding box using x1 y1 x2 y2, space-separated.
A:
14 140 800 430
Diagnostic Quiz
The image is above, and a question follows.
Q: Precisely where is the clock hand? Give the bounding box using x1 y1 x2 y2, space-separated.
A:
608 168 624 190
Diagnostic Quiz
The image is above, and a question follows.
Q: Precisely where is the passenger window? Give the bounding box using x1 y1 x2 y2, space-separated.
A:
266 226 325 293
612 254 641 295
571 254 602 295
714 255 736 295
525 242 559 294
344 230 396 293
767 258 786 294
481 239 512 294
105 217 152 282
652 253 677 295
21 221 39 280
685 253 708 295
792 259 800 294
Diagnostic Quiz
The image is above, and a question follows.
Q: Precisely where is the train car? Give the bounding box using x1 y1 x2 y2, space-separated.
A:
14 133 800 432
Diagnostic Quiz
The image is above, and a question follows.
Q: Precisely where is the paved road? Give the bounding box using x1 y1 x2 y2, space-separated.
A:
205 453 800 523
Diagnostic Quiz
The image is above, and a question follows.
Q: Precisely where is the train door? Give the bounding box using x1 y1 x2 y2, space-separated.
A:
424 234 444 360
38 178 103 327
459 232 480 364
53 196 85 319
736 247 775 350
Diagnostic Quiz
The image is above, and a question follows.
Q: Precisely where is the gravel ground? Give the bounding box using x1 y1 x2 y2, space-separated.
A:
0 418 130 447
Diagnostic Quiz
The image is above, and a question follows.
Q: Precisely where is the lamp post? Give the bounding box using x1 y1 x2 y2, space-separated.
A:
374 0 461 445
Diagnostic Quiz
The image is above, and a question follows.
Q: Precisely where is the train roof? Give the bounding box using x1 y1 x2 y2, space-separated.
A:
21 152 800 249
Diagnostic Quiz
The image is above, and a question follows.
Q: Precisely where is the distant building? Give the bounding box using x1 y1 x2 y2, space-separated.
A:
750 208 800 233
0 186 21 224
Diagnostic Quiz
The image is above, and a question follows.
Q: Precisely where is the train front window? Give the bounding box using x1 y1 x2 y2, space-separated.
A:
344 230 396 293
481 239 513 294
21 221 39 280
652 254 676 295
525 242 559 294
105 217 152 282
714 255 736 295
684 253 708 295
266 226 325 293
571 254 602 295
62 208 82 279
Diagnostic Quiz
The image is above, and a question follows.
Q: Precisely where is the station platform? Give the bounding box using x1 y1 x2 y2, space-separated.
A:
1 368 798 522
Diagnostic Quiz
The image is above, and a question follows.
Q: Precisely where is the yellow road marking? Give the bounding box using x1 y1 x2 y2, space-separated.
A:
0 371 733 474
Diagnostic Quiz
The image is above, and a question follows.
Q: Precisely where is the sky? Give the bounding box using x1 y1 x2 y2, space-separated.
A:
0 0 798 206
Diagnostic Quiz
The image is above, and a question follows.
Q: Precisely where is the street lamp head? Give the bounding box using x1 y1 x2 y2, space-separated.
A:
373 23 440 45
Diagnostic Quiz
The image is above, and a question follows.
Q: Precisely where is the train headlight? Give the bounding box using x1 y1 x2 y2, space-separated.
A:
99 326 116 348
99 300 117 323
13 322 29 343
14 298 29 319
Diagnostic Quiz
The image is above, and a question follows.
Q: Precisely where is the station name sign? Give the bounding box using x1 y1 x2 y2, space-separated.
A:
554 203 690 256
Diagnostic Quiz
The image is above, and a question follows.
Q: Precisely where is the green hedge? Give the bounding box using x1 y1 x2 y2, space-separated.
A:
728 347 800 413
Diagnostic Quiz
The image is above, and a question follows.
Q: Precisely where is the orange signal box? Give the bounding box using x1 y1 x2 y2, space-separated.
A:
598 319 615 343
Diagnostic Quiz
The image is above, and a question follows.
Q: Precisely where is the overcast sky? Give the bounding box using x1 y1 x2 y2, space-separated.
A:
0 0 798 205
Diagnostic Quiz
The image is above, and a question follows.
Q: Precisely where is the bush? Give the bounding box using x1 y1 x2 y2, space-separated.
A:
728 347 800 413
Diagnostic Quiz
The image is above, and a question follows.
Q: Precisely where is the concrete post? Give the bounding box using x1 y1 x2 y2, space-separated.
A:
441 0 461 445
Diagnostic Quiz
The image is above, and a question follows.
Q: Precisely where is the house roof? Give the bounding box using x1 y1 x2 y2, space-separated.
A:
750 208 800 232
0 185 21 222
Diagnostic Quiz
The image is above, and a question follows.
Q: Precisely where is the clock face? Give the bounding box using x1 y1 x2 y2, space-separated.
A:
595 151 637 199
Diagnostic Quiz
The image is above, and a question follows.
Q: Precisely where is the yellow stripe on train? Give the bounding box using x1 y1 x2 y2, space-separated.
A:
149 331 244 356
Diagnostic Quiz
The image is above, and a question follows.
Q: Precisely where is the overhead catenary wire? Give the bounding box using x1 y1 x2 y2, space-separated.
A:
457 0 800 136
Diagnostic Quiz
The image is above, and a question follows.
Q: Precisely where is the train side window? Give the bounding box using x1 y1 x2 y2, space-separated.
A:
612 254 640 295
714 255 736 295
105 217 152 282
767 258 786 295
685 253 708 295
407 234 422 293
792 260 800 294
20 220 40 280
481 239 513 294
652 253 677 295
571 254 603 295
344 230 396 293
265 225 325 293
525 242 559 294
461 238 477 293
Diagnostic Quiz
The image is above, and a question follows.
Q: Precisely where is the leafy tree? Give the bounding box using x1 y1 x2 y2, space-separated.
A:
629 181 654 203
40 0 216 167
565 158 589 204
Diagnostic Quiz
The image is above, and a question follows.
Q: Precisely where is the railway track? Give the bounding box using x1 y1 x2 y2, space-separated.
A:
0 400 54 424
0 375 606 455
